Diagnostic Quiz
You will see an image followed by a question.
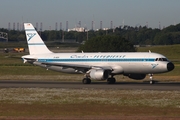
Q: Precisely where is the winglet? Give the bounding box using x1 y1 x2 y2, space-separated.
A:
24 23 52 55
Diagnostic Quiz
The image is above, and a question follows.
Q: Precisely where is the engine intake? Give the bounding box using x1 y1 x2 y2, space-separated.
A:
89 69 109 80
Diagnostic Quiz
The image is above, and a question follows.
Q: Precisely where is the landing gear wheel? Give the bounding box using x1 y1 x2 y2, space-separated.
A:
150 80 155 84
82 78 91 84
149 74 155 84
107 78 116 84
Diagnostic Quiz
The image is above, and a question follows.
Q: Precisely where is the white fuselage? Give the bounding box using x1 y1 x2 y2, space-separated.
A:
22 52 172 75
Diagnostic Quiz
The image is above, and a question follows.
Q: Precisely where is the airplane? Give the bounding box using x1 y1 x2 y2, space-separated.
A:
22 23 175 84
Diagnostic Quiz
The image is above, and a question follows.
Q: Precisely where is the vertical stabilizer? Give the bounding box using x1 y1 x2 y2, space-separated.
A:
24 23 52 55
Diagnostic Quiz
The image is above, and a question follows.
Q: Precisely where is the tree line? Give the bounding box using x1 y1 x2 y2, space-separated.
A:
77 35 136 52
1 23 180 45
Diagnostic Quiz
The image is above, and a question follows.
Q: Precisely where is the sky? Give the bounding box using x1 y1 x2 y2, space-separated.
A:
0 0 180 30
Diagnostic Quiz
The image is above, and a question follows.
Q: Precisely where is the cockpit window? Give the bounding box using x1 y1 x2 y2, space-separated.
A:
155 58 168 61
162 58 168 61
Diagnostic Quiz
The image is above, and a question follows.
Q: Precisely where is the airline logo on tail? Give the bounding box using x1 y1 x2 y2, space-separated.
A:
27 33 36 41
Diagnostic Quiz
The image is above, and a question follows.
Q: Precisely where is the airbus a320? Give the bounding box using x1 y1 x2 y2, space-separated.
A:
22 23 175 84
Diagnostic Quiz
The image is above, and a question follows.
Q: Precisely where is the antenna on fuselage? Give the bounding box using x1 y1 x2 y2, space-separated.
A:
149 50 151 53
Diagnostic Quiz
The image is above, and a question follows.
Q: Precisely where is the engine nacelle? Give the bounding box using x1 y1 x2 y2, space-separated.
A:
124 74 146 80
89 69 109 80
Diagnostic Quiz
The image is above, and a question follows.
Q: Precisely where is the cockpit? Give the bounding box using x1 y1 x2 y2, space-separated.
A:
155 58 168 61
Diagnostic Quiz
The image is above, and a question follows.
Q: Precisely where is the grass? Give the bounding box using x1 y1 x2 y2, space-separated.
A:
0 88 180 118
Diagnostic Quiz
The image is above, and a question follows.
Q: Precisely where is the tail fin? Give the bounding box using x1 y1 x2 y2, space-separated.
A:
24 23 52 55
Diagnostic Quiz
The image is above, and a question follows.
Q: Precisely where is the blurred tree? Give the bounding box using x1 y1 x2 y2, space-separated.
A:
77 35 136 52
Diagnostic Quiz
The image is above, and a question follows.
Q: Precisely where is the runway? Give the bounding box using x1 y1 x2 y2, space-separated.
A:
0 80 180 91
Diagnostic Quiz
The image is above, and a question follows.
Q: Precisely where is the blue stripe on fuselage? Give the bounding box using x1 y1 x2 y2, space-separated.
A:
38 58 155 62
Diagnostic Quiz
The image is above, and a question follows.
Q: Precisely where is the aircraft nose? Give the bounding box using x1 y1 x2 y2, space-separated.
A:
167 62 174 71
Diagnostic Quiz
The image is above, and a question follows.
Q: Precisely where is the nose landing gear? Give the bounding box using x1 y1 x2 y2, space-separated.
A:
149 74 155 84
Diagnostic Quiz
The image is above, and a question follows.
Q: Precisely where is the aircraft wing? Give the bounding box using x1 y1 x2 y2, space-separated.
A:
40 62 113 71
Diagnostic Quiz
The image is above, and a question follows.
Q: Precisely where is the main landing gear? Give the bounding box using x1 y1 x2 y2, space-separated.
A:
82 78 91 84
82 77 116 84
107 77 116 84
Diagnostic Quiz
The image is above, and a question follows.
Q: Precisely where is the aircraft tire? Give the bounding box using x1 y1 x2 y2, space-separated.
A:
107 78 116 84
150 80 155 84
82 78 91 84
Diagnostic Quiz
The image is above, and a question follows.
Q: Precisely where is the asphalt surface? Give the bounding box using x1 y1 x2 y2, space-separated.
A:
0 80 180 91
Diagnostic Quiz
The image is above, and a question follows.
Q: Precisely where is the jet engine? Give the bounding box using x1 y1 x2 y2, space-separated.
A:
124 74 146 80
89 69 109 80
